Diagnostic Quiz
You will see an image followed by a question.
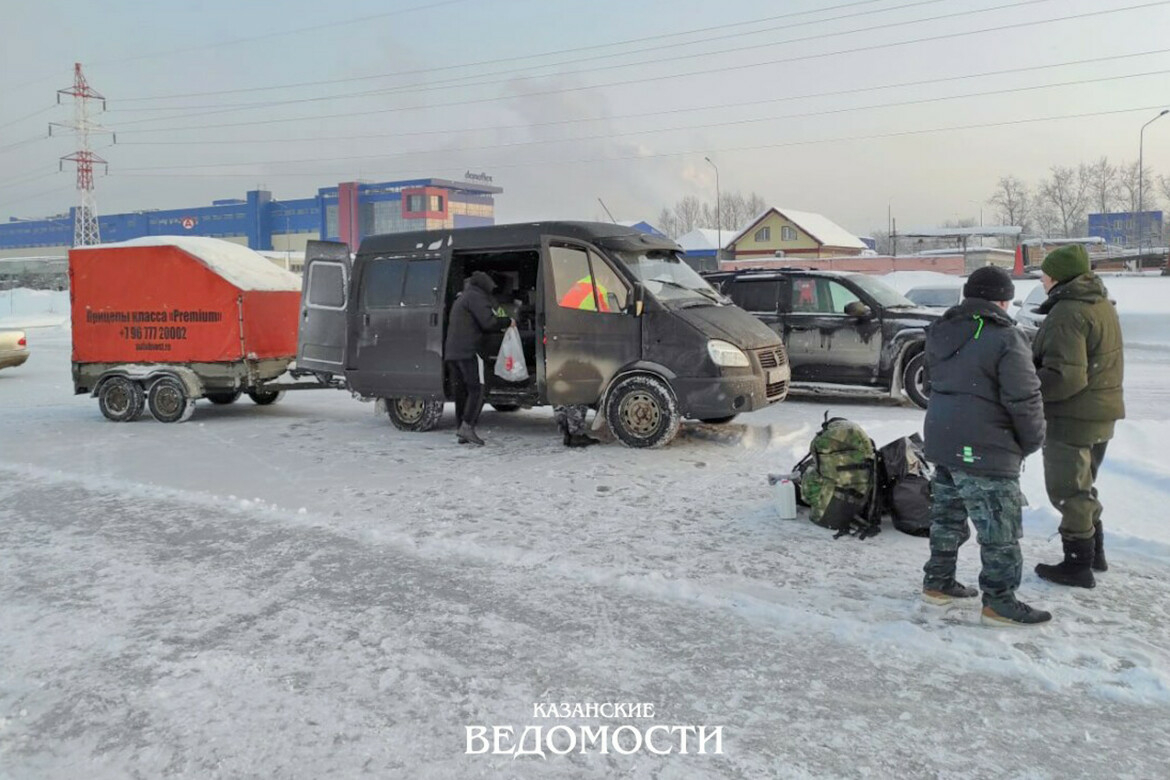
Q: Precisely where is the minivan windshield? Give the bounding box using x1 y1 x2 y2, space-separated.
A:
611 249 725 305
847 274 917 308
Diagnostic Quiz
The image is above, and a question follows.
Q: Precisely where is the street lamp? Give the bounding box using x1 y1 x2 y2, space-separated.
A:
704 156 721 260
1138 109 1168 257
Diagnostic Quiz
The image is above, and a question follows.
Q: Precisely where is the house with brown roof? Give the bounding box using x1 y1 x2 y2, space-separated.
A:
728 207 867 260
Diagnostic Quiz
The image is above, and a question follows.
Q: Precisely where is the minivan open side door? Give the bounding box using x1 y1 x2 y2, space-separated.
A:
297 240 352 376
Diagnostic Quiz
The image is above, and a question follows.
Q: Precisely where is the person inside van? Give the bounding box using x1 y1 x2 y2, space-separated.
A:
444 271 512 446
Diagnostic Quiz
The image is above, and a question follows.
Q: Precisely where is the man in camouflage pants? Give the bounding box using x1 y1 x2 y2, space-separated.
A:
554 404 600 448
921 266 1050 626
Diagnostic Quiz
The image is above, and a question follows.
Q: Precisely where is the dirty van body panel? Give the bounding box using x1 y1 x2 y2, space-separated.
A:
348 250 446 399
541 235 641 405
297 241 351 375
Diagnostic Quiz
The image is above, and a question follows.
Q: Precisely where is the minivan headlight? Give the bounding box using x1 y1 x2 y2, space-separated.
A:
707 339 750 367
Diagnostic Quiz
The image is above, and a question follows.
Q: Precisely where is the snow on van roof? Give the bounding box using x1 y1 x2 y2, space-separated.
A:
75 236 302 292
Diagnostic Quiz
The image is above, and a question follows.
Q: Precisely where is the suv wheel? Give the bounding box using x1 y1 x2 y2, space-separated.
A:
902 350 929 409
386 397 444 432
604 375 681 448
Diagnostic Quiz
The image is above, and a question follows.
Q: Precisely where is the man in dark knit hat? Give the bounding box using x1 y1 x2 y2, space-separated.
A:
1032 245 1125 588
922 265 1051 626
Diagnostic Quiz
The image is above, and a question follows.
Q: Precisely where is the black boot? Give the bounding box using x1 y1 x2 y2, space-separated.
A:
1035 537 1096 589
565 433 600 448
1092 521 1107 572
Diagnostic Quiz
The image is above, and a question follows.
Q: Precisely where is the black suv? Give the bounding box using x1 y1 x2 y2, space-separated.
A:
704 269 941 408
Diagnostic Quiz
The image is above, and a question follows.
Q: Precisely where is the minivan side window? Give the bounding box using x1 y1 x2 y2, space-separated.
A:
363 257 407 308
402 258 441 305
586 251 629 314
550 245 597 311
308 262 346 309
731 280 779 312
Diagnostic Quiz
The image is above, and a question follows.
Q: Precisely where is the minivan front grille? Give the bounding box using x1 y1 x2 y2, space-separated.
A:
766 380 788 399
755 347 787 369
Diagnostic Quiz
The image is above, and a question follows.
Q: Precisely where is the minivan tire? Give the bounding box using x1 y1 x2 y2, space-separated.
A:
902 349 929 409
386 397 444 432
698 414 739 424
206 390 243 405
98 376 144 422
605 374 681 449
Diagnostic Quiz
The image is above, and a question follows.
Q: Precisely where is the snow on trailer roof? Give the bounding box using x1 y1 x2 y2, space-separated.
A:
74 236 302 292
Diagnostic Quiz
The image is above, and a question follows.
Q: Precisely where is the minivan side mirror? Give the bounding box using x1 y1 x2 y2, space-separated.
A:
630 282 645 316
844 301 872 319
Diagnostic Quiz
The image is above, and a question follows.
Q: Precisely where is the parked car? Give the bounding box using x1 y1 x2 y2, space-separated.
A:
0 329 29 370
905 285 962 309
299 223 789 448
705 269 941 408
1014 284 1047 340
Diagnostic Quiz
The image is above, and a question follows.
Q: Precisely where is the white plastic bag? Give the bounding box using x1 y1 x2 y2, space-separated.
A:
494 324 529 382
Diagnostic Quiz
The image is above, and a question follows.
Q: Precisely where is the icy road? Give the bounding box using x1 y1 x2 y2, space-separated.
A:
3 322 1170 778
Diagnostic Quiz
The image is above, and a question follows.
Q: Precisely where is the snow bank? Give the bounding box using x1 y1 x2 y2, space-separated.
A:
0 288 70 329
74 236 303 292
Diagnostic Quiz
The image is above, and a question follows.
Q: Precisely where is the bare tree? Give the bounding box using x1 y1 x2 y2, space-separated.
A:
1084 156 1120 214
661 190 769 237
674 195 705 235
1118 160 1156 215
1160 173 1170 206
657 207 680 239
1037 165 1089 237
988 176 1031 234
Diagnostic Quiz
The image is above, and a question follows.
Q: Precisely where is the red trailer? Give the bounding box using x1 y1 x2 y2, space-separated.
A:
70 236 325 422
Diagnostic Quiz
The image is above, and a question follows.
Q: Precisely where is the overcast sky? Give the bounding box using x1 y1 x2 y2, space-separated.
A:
4 0 1170 237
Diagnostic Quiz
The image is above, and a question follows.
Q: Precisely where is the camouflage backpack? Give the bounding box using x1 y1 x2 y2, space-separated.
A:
794 416 881 539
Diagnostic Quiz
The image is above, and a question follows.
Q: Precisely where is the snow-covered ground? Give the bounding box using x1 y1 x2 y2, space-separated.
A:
3 285 1170 778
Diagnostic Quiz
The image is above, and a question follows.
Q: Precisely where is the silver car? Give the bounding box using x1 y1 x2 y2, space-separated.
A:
905 285 962 309
0 329 30 370
1014 285 1047 340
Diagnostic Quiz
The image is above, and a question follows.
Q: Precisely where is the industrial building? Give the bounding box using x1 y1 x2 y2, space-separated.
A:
0 177 503 262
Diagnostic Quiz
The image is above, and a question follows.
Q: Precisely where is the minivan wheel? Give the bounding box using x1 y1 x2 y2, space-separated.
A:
902 350 929 409
386 397 444 432
147 376 196 423
206 389 243 405
698 414 739 424
605 375 681 449
98 376 144 422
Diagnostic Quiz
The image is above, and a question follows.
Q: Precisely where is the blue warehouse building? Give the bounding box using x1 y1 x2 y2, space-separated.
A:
0 177 503 264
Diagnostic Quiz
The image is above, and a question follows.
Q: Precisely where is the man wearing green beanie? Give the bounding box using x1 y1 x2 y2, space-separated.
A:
1032 244 1125 588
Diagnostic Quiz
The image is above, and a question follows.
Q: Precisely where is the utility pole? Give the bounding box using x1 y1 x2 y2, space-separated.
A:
1138 109 1168 259
704 157 721 260
50 63 113 247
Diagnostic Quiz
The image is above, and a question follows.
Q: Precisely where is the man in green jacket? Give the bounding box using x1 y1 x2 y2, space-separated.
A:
1032 245 1125 588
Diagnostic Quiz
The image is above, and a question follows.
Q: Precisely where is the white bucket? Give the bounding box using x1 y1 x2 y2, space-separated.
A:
770 476 798 521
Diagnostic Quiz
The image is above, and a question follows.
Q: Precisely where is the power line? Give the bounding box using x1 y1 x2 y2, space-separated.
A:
0 105 56 132
115 48 1170 148
110 0 945 109
116 68 1170 172
116 0 1170 135
106 103 1170 181
112 0 1055 124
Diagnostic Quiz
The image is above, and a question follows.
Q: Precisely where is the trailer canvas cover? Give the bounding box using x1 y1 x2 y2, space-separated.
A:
70 236 302 364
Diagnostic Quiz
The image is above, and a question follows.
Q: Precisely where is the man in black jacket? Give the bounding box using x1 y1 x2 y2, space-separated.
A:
444 271 512 445
922 266 1051 626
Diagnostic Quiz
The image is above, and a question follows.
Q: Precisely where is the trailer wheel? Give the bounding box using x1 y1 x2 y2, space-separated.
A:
148 376 196 423
206 390 243 405
385 397 444 432
98 376 144 422
247 389 284 406
604 374 681 449
902 349 929 410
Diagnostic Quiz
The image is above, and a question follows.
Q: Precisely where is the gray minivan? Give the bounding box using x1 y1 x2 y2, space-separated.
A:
296 222 789 447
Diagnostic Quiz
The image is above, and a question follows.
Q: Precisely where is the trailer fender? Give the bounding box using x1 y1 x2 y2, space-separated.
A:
92 365 205 400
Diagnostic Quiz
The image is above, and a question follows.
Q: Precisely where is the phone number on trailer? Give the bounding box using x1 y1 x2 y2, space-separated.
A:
118 326 188 340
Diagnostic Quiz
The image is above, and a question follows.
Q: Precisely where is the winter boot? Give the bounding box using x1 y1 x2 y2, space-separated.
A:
1035 537 1095 589
457 422 485 446
980 597 1052 627
921 580 979 606
565 432 600 449
1092 521 1107 572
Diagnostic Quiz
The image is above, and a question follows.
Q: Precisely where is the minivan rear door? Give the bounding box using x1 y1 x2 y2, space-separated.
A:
540 237 640 405
297 240 352 375
350 251 446 398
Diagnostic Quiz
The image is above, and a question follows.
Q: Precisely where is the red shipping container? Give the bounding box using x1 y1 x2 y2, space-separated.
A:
70 237 302 364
